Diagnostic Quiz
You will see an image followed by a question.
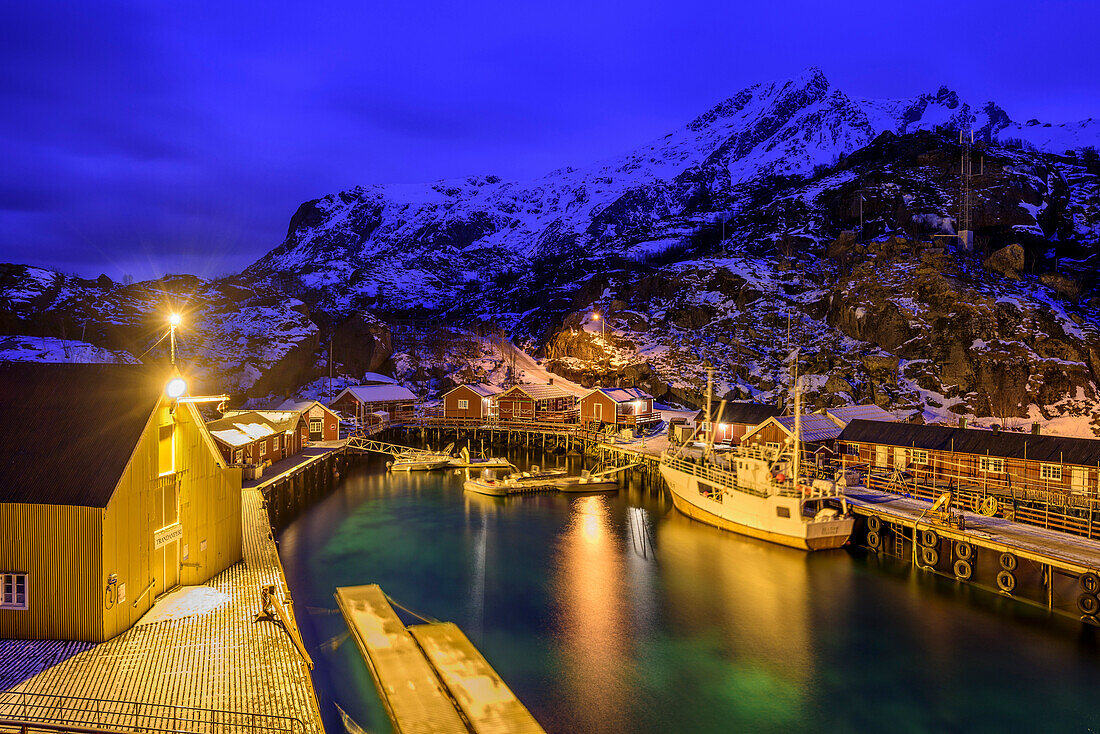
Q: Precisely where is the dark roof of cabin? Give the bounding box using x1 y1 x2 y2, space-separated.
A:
838 419 1100 467
0 362 168 507
694 402 781 425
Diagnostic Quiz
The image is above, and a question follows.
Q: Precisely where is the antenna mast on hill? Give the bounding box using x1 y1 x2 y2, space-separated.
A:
958 130 974 252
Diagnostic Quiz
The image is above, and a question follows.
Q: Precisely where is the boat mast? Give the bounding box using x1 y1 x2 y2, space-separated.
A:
705 366 714 458
792 350 801 487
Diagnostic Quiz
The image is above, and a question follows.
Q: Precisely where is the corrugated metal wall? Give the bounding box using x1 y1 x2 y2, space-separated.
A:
102 399 242 640
0 503 103 641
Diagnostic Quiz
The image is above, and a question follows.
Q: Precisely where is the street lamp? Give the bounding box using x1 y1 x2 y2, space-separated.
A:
592 312 607 383
168 313 181 365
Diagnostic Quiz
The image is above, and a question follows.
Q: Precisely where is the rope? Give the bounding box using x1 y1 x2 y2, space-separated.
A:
134 330 169 360
383 593 439 624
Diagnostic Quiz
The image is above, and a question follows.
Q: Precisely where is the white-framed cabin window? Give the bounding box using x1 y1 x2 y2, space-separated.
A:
274 435 281 450
457 399 469 409
1040 464 1063 481
911 450 929 465
309 419 322 434
1 573 28 610
766 442 780 452
979 457 1004 474
234 449 243 464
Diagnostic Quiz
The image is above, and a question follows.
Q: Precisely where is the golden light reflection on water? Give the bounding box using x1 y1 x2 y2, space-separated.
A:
658 513 816 701
553 494 636 732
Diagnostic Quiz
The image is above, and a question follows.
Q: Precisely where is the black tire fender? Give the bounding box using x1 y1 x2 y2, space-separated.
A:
953 559 973 580
997 570 1017 593
1077 593 1100 616
1000 552 1018 572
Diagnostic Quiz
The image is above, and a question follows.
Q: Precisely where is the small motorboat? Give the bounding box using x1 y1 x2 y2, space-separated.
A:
556 469 619 493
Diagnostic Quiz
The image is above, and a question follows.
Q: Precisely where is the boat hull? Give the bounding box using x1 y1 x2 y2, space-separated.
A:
661 464 853 551
463 479 509 496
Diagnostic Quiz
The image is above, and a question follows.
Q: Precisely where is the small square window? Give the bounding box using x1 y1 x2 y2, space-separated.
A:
980 457 1004 474
1 573 28 610
1040 464 1062 481
458 399 469 409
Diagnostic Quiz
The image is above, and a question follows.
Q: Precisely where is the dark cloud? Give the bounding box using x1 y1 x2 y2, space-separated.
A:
0 0 1097 279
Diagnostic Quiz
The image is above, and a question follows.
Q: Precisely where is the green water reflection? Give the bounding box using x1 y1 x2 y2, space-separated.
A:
278 450 1100 733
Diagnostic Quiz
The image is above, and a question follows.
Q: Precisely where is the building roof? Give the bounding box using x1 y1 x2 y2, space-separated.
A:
0 362 170 507
444 383 503 398
825 404 898 427
276 399 339 418
333 384 417 403
361 372 398 385
502 383 573 401
838 419 1100 467
694 402 781 425
206 411 280 448
222 409 301 432
587 387 653 403
746 414 842 443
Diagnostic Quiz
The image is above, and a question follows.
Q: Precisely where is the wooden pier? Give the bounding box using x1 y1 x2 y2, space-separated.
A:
0 487 324 733
334 585 543 734
847 486 1100 621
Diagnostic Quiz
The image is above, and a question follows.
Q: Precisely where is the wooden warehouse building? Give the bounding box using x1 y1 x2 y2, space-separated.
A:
330 384 417 424
742 414 843 454
579 387 658 427
443 383 502 420
695 402 782 444
207 409 306 466
496 382 577 422
277 399 341 441
0 363 242 642
838 419 1100 498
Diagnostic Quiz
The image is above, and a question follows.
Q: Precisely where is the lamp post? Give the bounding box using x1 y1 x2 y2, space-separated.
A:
592 311 607 383
169 313 181 365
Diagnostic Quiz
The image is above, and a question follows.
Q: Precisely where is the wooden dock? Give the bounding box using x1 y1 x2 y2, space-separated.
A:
334 585 543 734
847 486 1100 573
0 487 324 733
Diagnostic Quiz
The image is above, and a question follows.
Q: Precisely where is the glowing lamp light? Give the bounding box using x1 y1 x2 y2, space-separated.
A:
592 312 600 321
169 313 182 327
166 378 187 399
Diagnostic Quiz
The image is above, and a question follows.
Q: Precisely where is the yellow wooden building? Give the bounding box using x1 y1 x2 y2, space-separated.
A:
0 362 242 642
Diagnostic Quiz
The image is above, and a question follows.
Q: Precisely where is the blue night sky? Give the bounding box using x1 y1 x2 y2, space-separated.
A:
1 0 1097 281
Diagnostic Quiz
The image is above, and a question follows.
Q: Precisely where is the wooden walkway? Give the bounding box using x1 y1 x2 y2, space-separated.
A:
846 486 1100 573
409 623 543 734
0 488 324 733
334 585 544 734
334 585 467 734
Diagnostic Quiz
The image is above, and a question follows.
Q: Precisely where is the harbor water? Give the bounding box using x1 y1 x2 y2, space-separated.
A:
278 450 1100 733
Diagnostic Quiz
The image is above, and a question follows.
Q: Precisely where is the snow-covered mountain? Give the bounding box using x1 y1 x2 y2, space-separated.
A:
247 68 1100 315
4 68 1100 430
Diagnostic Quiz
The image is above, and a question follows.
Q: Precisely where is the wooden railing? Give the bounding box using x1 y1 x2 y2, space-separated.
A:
863 470 1098 540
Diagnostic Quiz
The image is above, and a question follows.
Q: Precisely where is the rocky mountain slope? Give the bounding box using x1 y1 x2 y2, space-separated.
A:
3 68 1100 431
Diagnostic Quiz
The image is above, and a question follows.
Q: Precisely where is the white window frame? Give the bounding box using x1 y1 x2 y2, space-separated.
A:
766 442 780 452
457 399 469 409
309 418 322 434
1 573 28 610
1040 463 1062 481
979 456 1004 474
912 449 929 465
234 449 243 464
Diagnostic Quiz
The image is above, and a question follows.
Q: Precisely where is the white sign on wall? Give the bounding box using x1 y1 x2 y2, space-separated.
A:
154 523 183 550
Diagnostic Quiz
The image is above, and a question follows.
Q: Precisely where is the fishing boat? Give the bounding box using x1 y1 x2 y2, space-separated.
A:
556 469 619 493
446 446 514 470
387 443 454 472
658 366 854 550
463 465 567 496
